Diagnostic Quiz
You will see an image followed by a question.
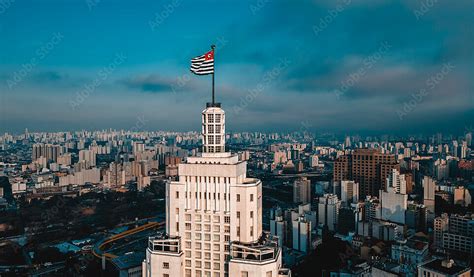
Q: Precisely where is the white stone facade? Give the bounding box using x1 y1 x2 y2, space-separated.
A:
143 103 289 277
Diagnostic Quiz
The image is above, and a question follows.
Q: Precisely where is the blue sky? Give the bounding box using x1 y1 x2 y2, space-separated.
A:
0 0 473 134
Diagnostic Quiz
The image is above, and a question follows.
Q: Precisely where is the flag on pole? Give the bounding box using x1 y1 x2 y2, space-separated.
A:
190 49 214 75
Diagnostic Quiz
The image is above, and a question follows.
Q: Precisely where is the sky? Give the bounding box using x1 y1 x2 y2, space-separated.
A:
0 0 473 135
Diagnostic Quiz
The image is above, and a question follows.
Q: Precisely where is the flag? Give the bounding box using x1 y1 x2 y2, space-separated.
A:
190 50 214 75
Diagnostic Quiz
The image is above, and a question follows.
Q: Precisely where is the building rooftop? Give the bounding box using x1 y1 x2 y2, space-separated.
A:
420 259 470 275
112 251 144 270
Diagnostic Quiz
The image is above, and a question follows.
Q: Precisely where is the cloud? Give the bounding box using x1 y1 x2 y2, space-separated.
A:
30 71 66 83
1 0 473 134
121 74 177 93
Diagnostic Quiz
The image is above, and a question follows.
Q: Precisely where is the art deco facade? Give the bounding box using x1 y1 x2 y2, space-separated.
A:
143 103 289 277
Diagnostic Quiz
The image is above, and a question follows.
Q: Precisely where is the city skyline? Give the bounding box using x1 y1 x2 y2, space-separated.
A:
1 0 473 134
1 2 473 276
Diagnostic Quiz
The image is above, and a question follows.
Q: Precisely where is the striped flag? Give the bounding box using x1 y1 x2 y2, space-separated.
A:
190 50 214 75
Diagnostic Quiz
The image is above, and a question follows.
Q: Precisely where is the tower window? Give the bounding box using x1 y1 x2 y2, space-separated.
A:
215 114 221 123
207 114 214 123
207 125 214 134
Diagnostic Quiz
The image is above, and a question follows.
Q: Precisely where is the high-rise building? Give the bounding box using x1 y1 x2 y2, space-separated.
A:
434 213 449 248
269 208 287 247
333 149 399 198
143 102 288 277
309 155 319 167
293 177 311 204
454 187 472 207
79 149 96 167
318 194 340 231
106 162 126 187
133 141 145 154
379 170 408 225
466 132 472 147
423 176 436 224
292 216 311 253
440 214 474 255
340 180 359 205
334 155 351 183
57 153 72 166
386 169 407 195
32 143 61 163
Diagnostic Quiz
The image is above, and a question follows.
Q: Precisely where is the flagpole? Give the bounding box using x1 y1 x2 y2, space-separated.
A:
211 44 216 105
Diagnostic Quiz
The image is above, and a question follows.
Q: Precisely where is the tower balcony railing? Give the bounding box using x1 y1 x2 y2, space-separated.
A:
278 268 292 277
148 233 181 254
206 102 221 107
229 232 280 263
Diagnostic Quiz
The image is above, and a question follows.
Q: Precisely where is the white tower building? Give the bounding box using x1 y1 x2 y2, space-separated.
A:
143 102 290 277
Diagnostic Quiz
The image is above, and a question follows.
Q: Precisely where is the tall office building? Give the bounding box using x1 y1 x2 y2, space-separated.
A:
379 169 408 225
143 103 288 277
269 208 287 248
293 177 311 204
318 194 340 231
434 213 449 248
441 214 474 255
340 180 359 205
334 155 351 182
333 149 399 198
292 216 311 253
386 169 407 195
423 176 436 225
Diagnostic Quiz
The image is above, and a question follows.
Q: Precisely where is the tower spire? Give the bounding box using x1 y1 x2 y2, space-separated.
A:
211 44 216 105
